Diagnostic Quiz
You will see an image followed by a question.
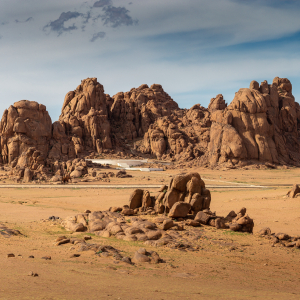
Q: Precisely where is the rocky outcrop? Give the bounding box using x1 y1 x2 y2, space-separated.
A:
49 78 112 161
206 77 300 167
0 76 299 169
108 83 179 149
139 104 211 160
128 172 211 216
0 100 52 164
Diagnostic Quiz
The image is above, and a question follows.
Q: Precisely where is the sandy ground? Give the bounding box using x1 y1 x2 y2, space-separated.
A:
1 166 300 299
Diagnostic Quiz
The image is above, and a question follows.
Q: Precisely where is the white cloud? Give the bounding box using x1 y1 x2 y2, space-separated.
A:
0 0 300 121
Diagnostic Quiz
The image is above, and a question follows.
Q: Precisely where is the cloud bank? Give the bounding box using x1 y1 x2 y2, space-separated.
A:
0 0 299 121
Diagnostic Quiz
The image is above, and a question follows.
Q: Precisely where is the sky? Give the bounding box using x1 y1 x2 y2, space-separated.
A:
1 0 300 121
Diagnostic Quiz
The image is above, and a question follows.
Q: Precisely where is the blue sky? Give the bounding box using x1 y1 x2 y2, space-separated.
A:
1 0 300 121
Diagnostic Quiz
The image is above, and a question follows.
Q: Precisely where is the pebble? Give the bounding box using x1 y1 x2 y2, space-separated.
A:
28 271 38 277
70 254 80 258
7 253 15 258
41 256 51 260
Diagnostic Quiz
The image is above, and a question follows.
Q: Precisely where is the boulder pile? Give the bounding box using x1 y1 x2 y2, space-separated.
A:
127 173 212 216
258 227 300 249
54 234 163 264
61 173 254 250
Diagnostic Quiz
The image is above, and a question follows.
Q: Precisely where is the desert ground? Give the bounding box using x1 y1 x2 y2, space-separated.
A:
1 166 300 300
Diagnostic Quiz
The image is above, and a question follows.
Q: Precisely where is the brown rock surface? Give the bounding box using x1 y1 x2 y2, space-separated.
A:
0 100 52 164
1 76 300 169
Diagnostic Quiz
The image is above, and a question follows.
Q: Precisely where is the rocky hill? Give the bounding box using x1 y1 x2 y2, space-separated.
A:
0 76 299 171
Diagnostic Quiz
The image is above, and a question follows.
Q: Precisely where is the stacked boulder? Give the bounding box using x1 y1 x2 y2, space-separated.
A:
155 172 211 216
125 173 211 217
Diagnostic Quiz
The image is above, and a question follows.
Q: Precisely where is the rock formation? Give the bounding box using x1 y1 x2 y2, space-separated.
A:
139 104 211 161
49 78 112 161
0 100 52 164
107 83 179 149
0 76 299 170
206 77 300 167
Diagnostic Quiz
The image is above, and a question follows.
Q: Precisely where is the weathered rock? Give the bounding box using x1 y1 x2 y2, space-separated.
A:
23 168 32 183
146 230 162 240
257 227 272 236
129 189 144 209
132 251 151 263
142 190 152 209
122 208 134 216
89 220 107 232
275 233 290 240
229 223 242 232
287 184 300 198
162 219 174 230
168 202 191 218
0 100 52 164
194 211 210 225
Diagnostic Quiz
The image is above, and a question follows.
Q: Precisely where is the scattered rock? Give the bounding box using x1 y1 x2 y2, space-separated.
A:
41 256 51 260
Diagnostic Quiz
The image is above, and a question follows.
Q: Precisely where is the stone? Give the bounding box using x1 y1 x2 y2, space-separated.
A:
185 220 200 227
41 256 51 260
1 76 300 171
162 219 174 230
7 253 15 258
142 190 152 208
89 220 107 232
64 220 86 232
147 230 162 240
129 189 144 209
168 202 191 218
122 208 134 216
132 251 151 263
190 193 203 214
136 233 148 241
121 257 132 264
70 254 81 258
229 223 242 232
287 184 300 198
23 168 32 183
28 271 38 277
275 233 290 240
110 207 122 213
55 238 70 246
124 227 144 235
194 211 210 225
55 236 67 242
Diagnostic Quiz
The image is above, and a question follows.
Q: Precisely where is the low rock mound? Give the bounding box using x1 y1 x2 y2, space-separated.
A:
257 227 300 249
0 224 22 237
